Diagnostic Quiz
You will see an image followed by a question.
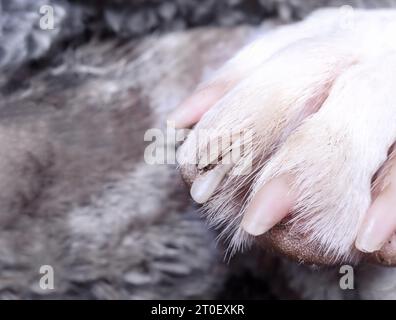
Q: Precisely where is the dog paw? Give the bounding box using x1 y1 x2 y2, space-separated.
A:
173 9 396 265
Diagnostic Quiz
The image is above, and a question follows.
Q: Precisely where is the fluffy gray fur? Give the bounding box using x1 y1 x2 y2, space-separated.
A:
3 0 396 70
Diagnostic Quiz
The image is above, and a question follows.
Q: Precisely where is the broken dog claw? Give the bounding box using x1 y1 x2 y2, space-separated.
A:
190 163 234 204
191 139 243 203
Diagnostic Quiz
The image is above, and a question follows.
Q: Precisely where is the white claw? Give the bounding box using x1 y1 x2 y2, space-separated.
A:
190 163 234 204
191 143 242 203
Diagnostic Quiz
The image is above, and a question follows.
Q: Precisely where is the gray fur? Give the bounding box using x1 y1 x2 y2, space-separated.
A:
0 25 252 299
4 0 396 70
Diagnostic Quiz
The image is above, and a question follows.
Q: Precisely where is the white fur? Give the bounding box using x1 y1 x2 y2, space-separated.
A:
178 8 396 262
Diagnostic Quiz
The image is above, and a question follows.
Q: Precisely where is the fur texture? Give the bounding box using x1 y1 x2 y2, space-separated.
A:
0 27 254 299
4 0 396 70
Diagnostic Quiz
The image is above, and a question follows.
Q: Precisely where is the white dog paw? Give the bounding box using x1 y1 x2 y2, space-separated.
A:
174 9 396 264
